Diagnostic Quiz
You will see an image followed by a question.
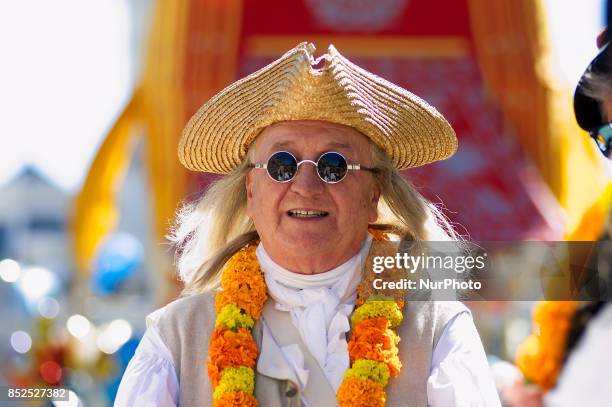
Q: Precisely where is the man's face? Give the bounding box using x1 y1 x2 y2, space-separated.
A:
246 120 380 273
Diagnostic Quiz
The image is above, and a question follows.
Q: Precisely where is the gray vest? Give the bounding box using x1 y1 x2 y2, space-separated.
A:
155 292 465 407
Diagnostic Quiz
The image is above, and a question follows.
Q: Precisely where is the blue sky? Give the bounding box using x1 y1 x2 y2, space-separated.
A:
0 0 606 192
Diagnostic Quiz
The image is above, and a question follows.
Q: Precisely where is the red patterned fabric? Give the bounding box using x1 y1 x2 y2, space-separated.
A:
191 0 563 240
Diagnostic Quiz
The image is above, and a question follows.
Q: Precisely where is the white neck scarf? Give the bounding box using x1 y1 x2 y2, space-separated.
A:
256 234 372 392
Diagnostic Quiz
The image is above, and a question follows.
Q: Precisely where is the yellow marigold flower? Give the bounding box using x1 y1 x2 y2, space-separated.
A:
216 304 255 331
344 359 390 387
213 391 258 407
351 300 403 328
212 366 255 400
337 376 385 407
355 293 404 309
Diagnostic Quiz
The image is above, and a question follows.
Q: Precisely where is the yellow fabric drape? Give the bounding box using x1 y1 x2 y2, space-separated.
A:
140 0 190 244
72 0 243 274
567 183 612 240
467 0 610 237
71 93 143 272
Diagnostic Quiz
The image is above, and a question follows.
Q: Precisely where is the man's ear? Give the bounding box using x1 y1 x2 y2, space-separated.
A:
246 170 254 199
368 183 381 223
245 170 255 218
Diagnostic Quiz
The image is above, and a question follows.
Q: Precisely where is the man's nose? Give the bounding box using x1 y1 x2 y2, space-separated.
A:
289 162 325 196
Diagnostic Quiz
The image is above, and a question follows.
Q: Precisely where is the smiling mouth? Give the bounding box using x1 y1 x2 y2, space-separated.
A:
287 209 329 218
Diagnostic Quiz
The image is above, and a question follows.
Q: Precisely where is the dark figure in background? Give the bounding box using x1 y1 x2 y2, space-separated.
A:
545 23 612 407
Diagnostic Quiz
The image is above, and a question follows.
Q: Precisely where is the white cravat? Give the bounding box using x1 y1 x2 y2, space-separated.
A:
256 235 372 392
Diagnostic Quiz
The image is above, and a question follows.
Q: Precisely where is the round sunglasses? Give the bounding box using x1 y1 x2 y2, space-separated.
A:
251 151 378 183
589 123 612 158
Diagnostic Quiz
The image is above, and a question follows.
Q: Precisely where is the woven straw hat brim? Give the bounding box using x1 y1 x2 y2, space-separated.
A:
179 42 458 173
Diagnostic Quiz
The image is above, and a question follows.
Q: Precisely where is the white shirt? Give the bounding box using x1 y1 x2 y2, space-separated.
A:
545 302 612 407
115 311 499 406
115 241 501 407
257 237 369 392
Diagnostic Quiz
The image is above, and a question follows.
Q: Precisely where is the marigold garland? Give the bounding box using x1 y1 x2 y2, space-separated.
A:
207 244 266 405
515 301 577 391
207 233 404 406
339 232 405 406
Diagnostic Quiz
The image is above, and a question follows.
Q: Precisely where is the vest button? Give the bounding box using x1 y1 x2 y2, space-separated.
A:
285 382 298 397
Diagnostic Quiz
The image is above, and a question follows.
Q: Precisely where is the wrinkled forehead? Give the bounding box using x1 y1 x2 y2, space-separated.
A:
251 120 372 159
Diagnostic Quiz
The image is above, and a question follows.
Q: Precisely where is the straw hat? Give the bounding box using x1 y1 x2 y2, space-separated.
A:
179 42 457 173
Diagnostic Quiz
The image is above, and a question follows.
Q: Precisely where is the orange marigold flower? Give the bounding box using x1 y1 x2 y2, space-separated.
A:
215 289 267 321
348 318 401 376
213 391 258 407
337 376 385 407
208 327 258 378
215 247 267 320
208 363 222 387
533 302 576 354
351 318 399 349
514 301 577 390
221 262 264 292
222 246 259 279
515 335 560 390
533 301 576 327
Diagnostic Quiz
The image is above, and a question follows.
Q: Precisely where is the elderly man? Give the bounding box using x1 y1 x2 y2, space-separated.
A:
115 43 500 407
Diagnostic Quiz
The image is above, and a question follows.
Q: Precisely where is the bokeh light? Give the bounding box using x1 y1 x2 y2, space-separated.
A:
0 258 21 282
10 330 32 354
97 319 132 354
52 390 81 407
71 327 100 366
16 266 57 302
66 314 91 339
40 360 63 384
38 296 61 319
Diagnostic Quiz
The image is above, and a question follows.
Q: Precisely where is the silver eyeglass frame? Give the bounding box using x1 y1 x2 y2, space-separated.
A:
251 150 378 184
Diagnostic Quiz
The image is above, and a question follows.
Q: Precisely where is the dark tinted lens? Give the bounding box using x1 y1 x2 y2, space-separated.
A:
317 152 347 183
267 152 297 181
595 133 608 152
599 126 612 157
592 125 612 157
